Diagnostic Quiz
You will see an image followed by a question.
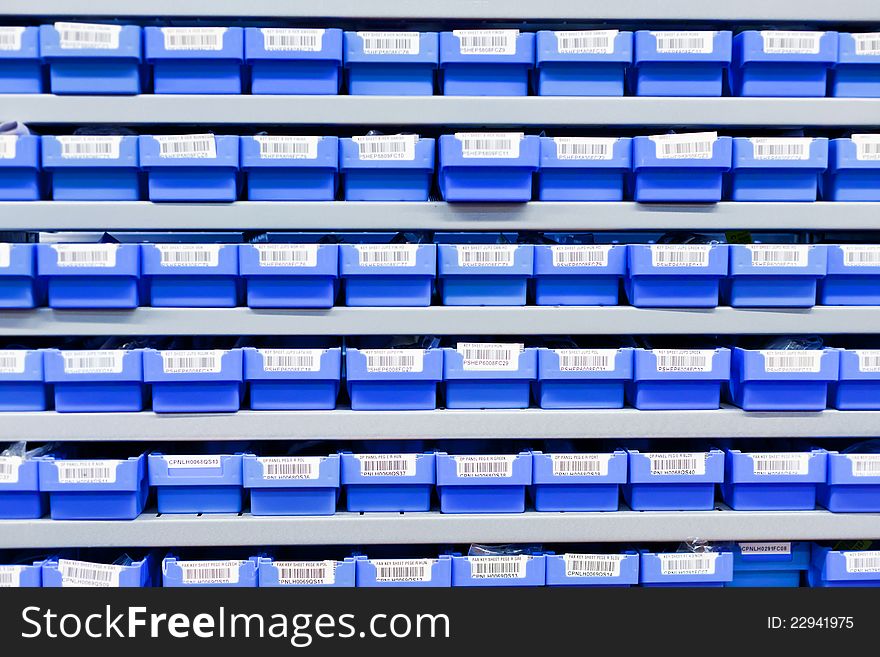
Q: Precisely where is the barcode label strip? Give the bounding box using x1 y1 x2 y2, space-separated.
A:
853 135 880 161
761 30 823 54
563 554 623 578
59 559 124 587
653 349 714 373
57 135 122 160
842 245 880 266
0 566 23 587
352 135 416 161
275 560 335 585
651 31 715 54
56 460 119 484
853 33 880 56
650 132 718 159
162 27 227 51
659 553 718 575
760 350 823 373
844 552 880 573
455 455 516 478
154 134 217 159
0 456 23 484
372 559 433 583
177 560 244 584
255 136 319 160
650 245 712 267
648 452 707 476
52 244 118 268
554 30 618 54
468 555 529 579
62 350 126 375
362 349 425 373
0 135 16 160
747 245 810 267
356 454 418 478
749 138 812 161
261 28 324 52
0 350 26 375
456 244 517 267
551 454 611 477
256 244 319 267
551 245 611 267
258 457 322 480
357 31 420 55
56 22 121 50
0 27 25 52
258 348 323 372
161 350 225 374
749 452 811 476
552 137 617 161
454 30 519 55
458 342 523 371
848 455 880 477
554 349 617 372
455 132 523 159
157 244 221 267
356 244 419 267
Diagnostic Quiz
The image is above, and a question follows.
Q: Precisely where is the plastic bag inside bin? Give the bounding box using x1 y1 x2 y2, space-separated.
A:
468 544 542 557
2 441 53 460
657 232 724 245
761 336 824 350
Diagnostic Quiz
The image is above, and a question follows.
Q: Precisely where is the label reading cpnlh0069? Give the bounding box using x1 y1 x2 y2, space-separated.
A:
551 454 611 477
563 554 623 578
58 560 124 587
275 560 336 585
261 28 324 52
258 457 322 480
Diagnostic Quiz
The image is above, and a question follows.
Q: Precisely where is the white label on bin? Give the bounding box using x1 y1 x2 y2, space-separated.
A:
0 351 26 374
455 244 517 267
844 551 880 573
747 245 810 267
258 456 321 480
52 244 118 268
356 454 418 477
554 30 618 55
842 245 880 266
256 244 318 268
659 553 717 575
59 560 124 587
458 342 523 371
455 132 523 159
164 456 222 469
760 350 823 373
854 33 880 55
177 560 245 584
352 134 416 161
849 454 880 476
554 349 617 372
363 349 424 373
551 454 610 477
550 245 611 267
162 27 226 51
161 350 224 374
62 350 125 374
275 560 336 585
454 29 519 55
563 553 623 577
372 559 434 583
650 132 717 160
261 28 324 52
154 134 217 159
650 244 712 268
0 136 16 160
651 31 715 54
56 460 119 484
468 555 529 579
55 22 121 50
749 452 811 476
57 135 122 160
647 452 707 476
455 455 516 478
855 350 880 373
0 566 24 587
0 27 25 51
357 31 420 55
259 348 323 372
0 243 8 267
761 30 823 54
653 349 714 373
749 137 812 161
0 456 22 484
355 244 419 267
739 542 792 555
255 136 319 160
551 137 616 161
157 244 221 267
852 134 880 161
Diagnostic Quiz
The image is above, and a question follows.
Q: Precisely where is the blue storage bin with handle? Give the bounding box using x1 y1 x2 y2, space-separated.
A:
241 135 338 201
728 137 829 201
244 453 339 516
0 453 46 519
831 349 880 411
537 137 631 201
246 27 342 95
535 30 632 96
808 546 880 587
42 135 141 201
346 347 442 411
822 136 880 202
37 243 141 309
0 26 42 93
0 243 40 308
536 347 633 409
627 348 731 410
140 134 240 202
722 449 828 510
832 33 880 97
531 449 627 511
146 26 244 94
44 348 145 413
546 552 639 587
452 552 545 587
240 243 338 309
631 30 732 96
0 349 46 412
439 133 539 202
163 556 259 588
440 30 534 96
438 243 534 306
143 348 243 413
355 555 452 587
40 23 142 95
244 347 341 410
640 550 733 587
626 243 728 308
43 555 153 588
819 450 880 512
724 244 827 307
631 133 732 202
148 453 244 514
534 243 626 305
0 559 49 588
340 242 436 306
728 542 810 587
341 451 435 512
258 557 355 587
821 245 880 305
0 134 40 201
728 347 839 411
436 451 531 513
340 135 434 201
143 243 240 307
344 31 438 95
443 343 537 409
624 449 724 510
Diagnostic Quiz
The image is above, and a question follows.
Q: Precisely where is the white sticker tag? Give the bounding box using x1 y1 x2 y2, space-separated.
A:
0 27 25 51
848 454 880 477
650 244 712 267
455 132 523 159
855 350 880 372
468 555 529 579
0 566 24 587
261 28 324 52
651 31 716 54
842 245 880 266
0 135 16 160
455 244 517 267
356 454 418 477
275 560 336 585
853 33 880 55
760 350 823 373
0 243 8 268
554 349 618 372
255 136 319 160
454 29 519 55
362 349 424 373
852 134 880 161
551 454 611 477
57 135 122 160
55 22 121 50
0 350 26 374
747 245 810 267
357 31 420 55
659 553 718 576
550 245 611 267
56 460 119 484
554 30 618 54
551 137 616 161
647 452 707 476
563 554 623 577
650 132 717 159
59 560 124 587
455 455 516 478
355 244 419 267
0 456 23 484
258 348 323 372
162 27 227 51
749 452 811 476
177 560 245 585
52 244 118 268
157 244 221 267
161 350 225 374
653 349 715 373
352 134 416 161
761 30 823 54
372 559 434 583
740 542 792 556
255 244 318 268
749 137 812 161
844 551 880 573
164 455 222 469
258 456 322 480
458 342 523 371
62 350 125 375
154 134 217 159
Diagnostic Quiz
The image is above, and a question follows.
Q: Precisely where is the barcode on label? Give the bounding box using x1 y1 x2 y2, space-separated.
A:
551 454 611 477
56 22 121 50
261 28 324 52
258 457 321 480
555 349 617 372
161 350 224 374
255 136 319 160
552 137 616 161
154 134 217 159
852 134 880 161
456 244 517 267
749 452 811 476
372 559 433 583
276 560 335 585
0 135 16 160
653 349 714 373
739 542 792 555
455 132 523 159
0 350 26 374
0 26 25 51
57 136 122 160
458 342 523 371
56 460 118 484
259 349 323 372
256 244 318 267
0 566 23 587
659 553 718 575
356 454 418 478
856 350 880 373
62 350 125 375
844 551 880 573
648 452 707 476
52 244 118 268
0 243 8 267
352 135 416 161
747 245 810 267
551 245 611 267
455 455 515 478
357 31 420 55
157 244 221 267
761 30 823 54
162 27 226 51
651 31 715 54
848 454 880 477
468 555 528 579
760 350 823 373
355 244 419 267
650 245 712 267
563 554 623 578
554 30 618 54
650 132 717 159
362 349 424 373
454 29 519 55
0 456 22 484
854 33 880 55
59 560 123 587
842 245 880 266
164 456 221 469
750 138 812 161
177 560 244 584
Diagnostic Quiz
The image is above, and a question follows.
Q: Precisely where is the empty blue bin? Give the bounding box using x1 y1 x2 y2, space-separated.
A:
452 553 545 587
241 135 338 201
440 30 534 96
624 449 724 510
725 244 827 307
640 550 733 587
534 243 626 305
0 243 40 308
538 137 631 201
244 453 339 515
438 243 533 305
149 453 244 514
728 137 828 202
626 243 728 307
443 344 537 409
546 552 638 587
163 556 259 587
346 347 442 410
0 134 40 201
819 450 880 512
43 555 153 588
140 134 240 202
340 135 434 201
259 557 355 587
0 559 47 588
822 245 880 305
535 30 632 96
37 243 140 309
531 449 627 511
40 23 142 95
0 456 46 519
244 346 341 410
728 347 839 411
728 542 810 587
240 242 338 308
439 133 539 202
341 451 435 512
42 135 140 201
632 133 732 202
833 33 880 97
808 547 880 587
822 137 880 202
246 27 342 94
143 243 240 307
722 449 827 510
39 454 148 520
356 555 452 587
831 349 880 410
340 243 435 306
44 348 145 412
536 347 633 409
732 30 838 97
144 348 243 413
627 348 731 410
345 31 438 95
0 26 42 93
146 26 243 94
437 451 531 513
632 30 732 96
0 349 45 411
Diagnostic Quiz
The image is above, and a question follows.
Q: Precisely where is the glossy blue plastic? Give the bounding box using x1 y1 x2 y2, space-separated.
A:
440 31 535 96
142 243 240 307
355 555 452 587
244 347 341 410
0 457 46 519
722 449 827 510
534 243 626 305
728 347 839 411
545 552 639 587
42 135 140 201
0 349 46 411
345 31 438 95
631 135 732 202
820 245 880 304
626 348 731 410
346 348 442 410
246 27 342 95
0 559 47 587
340 243 436 306
536 348 633 409
241 135 338 201
732 31 838 97
149 453 244 514
535 30 632 96
0 244 40 308
819 451 880 512
140 135 240 202
162 556 259 588
537 137 631 201
452 553 545 587
443 346 537 409
341 452 436 512
258 557 355 587
436 451 531 513
632 30 732 96
831 349 880 411
0 26 42 93
822 138 880 202
43 555 153 588
44 348 145 412
240 243 338 308
146 26 244 94
0 135 40 201
439 134 540 202
36 243 141 309
531 450 627 511
808 547 880 587
339 137 434 201
727 137 828 201
728 542 810 587
640 550 733 587
244 453 339 515
832 33 880 97
624 449 724 510
724 244 827 307
437 243 534 305
143 348 244 413
625 244 728 308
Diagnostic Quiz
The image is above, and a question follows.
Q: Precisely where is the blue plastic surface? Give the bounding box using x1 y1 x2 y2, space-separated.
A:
0 135 40 201
732 30 838 97
140 135 240 202
627 348 731 410
624 449 724 510
443 345 537 409
36 243 141 309
258 557 355 587
339 136 434 201
728 347 839 411
728 542 810 588
439 133 540 202
162 556 259 588
43 555 152 587
146 26 244 94
346 348 442 411
142 243 240 307
143 348 244 413
437 243 534 305
0 26 42 93
632 31 732 96
246 27 342 95
0 244 40 308
808 546 880 587
244 347 341 410
340 243 436 306
724 244 827 307
241 135 338 201
632 134 732 202
821 245 880 305
534 243 626 305
531 450 627 511
832 33 880 97
42 135 140 201
149 453 244 514
640 550 733 587
244 453 339 515
0 559 46 587
355 555 452 587
0 349 46 411
626 244 728 308
440 31 535 96
535 30 632 96
819 450 880 512
437 451 531 513
240 243 338 308
722 449 827 510
545 552 638 587
822 138 880 202
345 31 438 95
536 348 633 409
0 457 46 519
341 452 436 512
452 553 545 587
728 137 829 201
537 137 631 201
831 349 880 411
44 348 145 413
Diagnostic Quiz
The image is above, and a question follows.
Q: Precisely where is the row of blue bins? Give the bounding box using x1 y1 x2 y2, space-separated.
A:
2 26 878 97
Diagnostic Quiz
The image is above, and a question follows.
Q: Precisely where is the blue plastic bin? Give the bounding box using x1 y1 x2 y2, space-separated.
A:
439 133 539 202
0 243 40 308
241 135 338 201
346 348 442 411
632 133 732 202
144 348 243 413
728 347 839 411
240 243 338 308
259 557 355 587
808 547 880 587
246 27 342 94
833 33 880 97
625 244 728 308
37 243 140 309
0 134 40 201
149 453 243 514
146 26 243 94
632 30 732 96
355 555 452 587
821 245 880 304
819 450 880 512
640 550 733 587
140 134 240 202
546 552 638 587
443 344 537 409
40 23 142 95
436 451 531 513
722 449 827 510
0 559 47 587
535 30 632 96
728 137 828 202
341 452 435 512
440 30 534 95
728 542 810 587
822 137 880 202
831 349 880 411
0 456 46 519
340 135 434 201
537 137 631 201
531 449 627 511
536 348 633 409
624 449 724 510
0 349 46 411
340 243 435 306
244 453 339 515
732 30 838 97
163 556 259 588
437 243 533 305
627 348 731 410
452 553 545 587
44 348 145 412
244 347 341 410
0 26 42 93
725 244 827 307
345 31 438 95
42 135 140 201
534 243 626 305
39 454 148 520
143 243 240 307
43 555 152 588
